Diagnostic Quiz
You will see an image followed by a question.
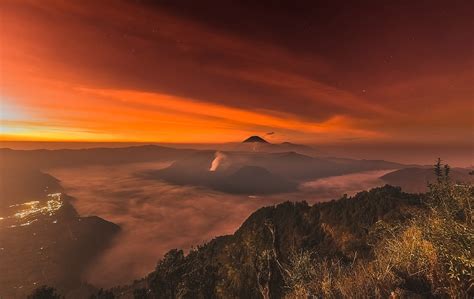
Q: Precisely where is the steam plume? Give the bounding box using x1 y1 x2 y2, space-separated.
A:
209 151 226 171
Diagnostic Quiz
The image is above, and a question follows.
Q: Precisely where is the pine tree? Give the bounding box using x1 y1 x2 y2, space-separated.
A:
434 158 443 183
444 164 450 182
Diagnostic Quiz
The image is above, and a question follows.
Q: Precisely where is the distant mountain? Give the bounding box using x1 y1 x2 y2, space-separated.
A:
380 167 473 193
238 136 322 156
280 141 313 150
140 152 298 194
141 150 405 194
0 145 194 170
242 136 268 143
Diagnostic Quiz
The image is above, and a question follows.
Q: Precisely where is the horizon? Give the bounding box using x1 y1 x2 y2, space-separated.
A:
1 138 472 167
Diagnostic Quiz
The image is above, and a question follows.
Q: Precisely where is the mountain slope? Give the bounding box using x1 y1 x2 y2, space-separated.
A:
115 185 423 298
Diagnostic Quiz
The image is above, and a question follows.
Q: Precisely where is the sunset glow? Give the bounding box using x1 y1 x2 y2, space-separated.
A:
1 1 472 144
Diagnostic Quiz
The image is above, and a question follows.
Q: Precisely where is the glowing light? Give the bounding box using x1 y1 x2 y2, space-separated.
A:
4 193 63 228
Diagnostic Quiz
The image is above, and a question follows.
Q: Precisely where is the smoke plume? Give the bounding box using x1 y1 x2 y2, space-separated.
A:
209 151 226 171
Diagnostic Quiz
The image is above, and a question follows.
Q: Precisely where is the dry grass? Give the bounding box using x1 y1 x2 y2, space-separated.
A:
284 180 473 298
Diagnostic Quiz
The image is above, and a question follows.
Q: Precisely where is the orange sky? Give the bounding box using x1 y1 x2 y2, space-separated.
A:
1 1 473 144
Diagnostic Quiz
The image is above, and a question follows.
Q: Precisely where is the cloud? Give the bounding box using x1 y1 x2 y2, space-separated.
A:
47 163 392 287
0 0 472 144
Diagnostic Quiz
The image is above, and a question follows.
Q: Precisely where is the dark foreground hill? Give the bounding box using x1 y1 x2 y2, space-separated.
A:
108 185 432 298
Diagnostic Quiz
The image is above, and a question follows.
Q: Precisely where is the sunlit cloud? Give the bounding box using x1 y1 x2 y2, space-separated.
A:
0 0 472 144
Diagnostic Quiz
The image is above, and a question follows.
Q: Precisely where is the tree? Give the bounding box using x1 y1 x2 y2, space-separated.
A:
90 289 115 299
27 286 62 299
444 164 450 182
133 288 148 299
434 157 443 183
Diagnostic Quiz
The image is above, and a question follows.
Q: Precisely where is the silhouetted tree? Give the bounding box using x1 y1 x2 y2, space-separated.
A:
27 286 62 299
444 164 450 182
149 249 186 298
133 288 148 299
90 289 115 299
434 158 443 183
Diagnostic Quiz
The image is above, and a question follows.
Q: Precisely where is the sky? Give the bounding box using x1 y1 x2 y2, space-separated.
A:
0 0 473 145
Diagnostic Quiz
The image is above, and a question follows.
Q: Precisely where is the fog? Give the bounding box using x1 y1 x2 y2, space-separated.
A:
48 164 393 287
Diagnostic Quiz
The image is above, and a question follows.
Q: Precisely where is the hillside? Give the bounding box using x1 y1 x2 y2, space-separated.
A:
110 185 429 298
0 165 120 298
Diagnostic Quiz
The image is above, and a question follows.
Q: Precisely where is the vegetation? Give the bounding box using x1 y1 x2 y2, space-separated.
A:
90 289 116 299
284 159 473 298
27 286 63 299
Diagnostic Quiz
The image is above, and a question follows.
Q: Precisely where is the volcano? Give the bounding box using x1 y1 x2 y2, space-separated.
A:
242 136 268 143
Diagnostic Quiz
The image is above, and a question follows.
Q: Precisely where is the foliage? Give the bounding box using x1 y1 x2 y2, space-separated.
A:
27 286 63 299
133 288 148 299
284 160 474 298
148 249 186 298
423 160 473 296
89 289 115 299
319 185 421 238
